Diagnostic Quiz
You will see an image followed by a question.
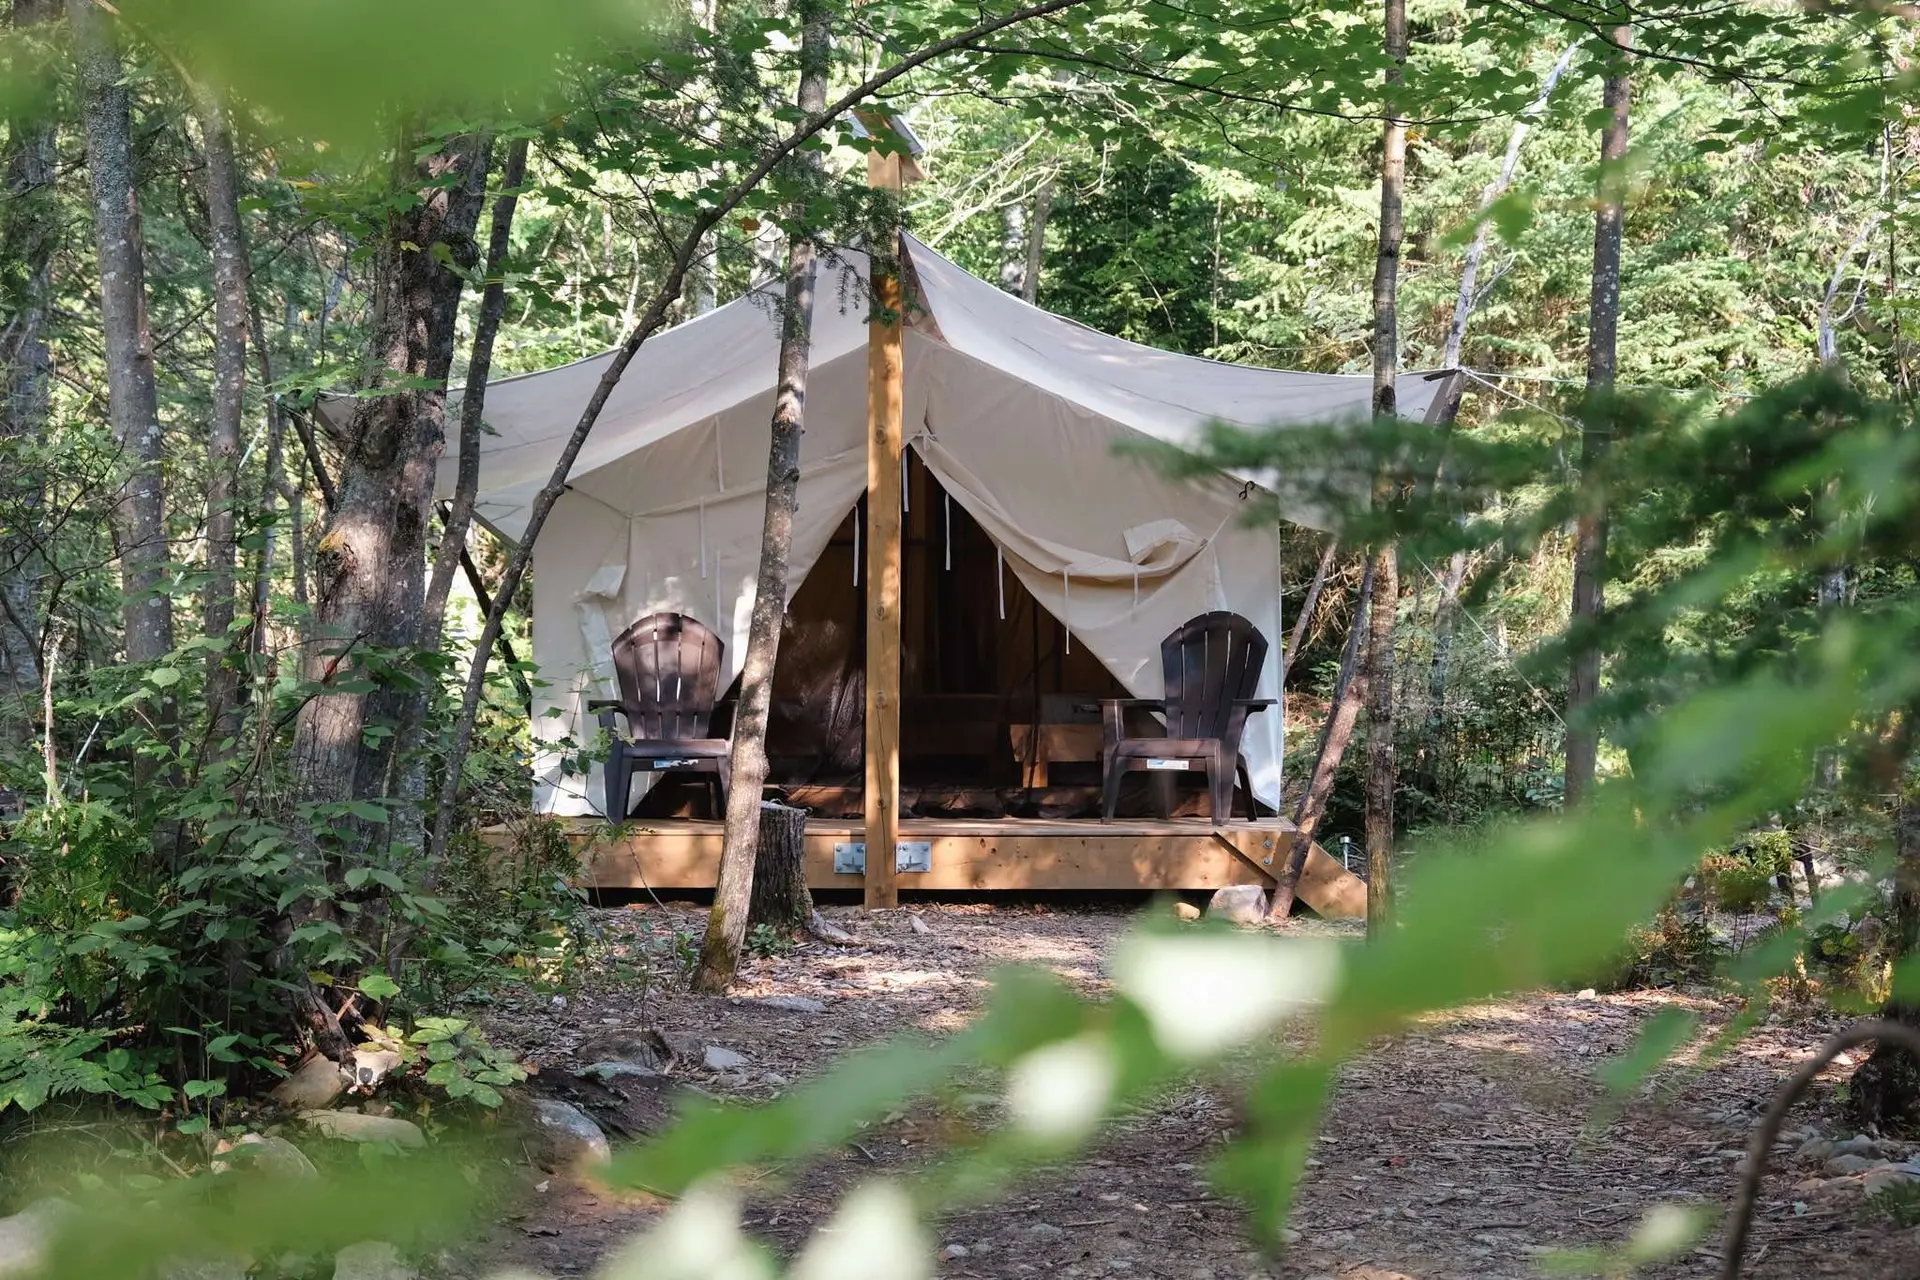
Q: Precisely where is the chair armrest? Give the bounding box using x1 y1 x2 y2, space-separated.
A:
1231 699 1277 711
1101 698 1163 746
588 699 625 735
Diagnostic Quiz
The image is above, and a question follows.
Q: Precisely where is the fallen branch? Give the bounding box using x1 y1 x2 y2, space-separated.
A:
806 908 856 946
1721 1018 1920 1280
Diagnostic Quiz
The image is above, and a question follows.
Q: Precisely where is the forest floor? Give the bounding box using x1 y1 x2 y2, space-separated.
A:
467 901 1920 1280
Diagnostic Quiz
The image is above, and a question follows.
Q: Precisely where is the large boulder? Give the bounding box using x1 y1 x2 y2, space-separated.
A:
226 1134 319 1180
271 1057 348 1110
525 1099 611 1172
1206 885 1269 926
0 1200 74 1278
300 1110 426 1148
334 1242 417 1280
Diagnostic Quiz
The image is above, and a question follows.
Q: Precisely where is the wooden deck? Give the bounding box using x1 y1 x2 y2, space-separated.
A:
561 814 1368 917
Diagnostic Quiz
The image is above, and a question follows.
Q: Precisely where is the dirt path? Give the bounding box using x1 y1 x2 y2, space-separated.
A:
468 903 1918 1279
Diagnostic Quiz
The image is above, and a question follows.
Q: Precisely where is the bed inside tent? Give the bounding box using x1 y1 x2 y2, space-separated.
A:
423 235 1453 913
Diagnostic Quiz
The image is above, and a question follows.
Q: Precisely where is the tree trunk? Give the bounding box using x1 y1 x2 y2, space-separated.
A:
284 132 488 1050
1000 198 1028 296
1564 29 1631 810
1415 550 1466 801
1268 560 1371 920
246 297 286 658
68 0 175 675
1363 0 1407 938
1023 173 1053 306
1280 537 1337 685
196 88 249 744
423 136 530 652
0 0 58 743
1850 786 1920 1128
746 802 812 932
693 0 831 997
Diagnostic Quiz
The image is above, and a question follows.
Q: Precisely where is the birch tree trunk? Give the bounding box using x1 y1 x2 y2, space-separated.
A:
0 0 57 742
1364 0 1408 937
693 0 832 996
68 0 175 679
1280 536 1337 685
1564 29 1631 809
1023 174 1053 305
196 88 249 742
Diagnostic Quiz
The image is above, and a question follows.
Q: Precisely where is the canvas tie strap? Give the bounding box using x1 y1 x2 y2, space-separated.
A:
996 544 1005 619
1061 568 1071 655
698 501 708 579
852 513 860 586
944 492 952 571
714 426 725 492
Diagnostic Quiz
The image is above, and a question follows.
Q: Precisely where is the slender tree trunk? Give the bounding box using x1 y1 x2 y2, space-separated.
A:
246 298 286 657
196 88 249 744
1363 0 1408 937
0 0 58 743
423 136 530 651
693 0 831 997
1268 561 1371 920
284 132 487 1052
1564 29 1631 809
1023 173 1053 306
1280 536 1337 685
1850 784 1920 1127
1415 550 1467 799
1000 199 1029 296
68 0 175 674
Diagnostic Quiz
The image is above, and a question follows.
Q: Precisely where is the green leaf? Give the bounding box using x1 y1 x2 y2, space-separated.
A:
423 1061 462 1087
468 1083 503 1109
147 668 184 688
358 974 401 1001
1598 1007 1698 1096
183 1078 228 1100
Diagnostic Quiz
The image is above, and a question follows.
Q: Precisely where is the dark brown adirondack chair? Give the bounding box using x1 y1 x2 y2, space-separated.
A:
1101 611 1274 823
590 612 731 820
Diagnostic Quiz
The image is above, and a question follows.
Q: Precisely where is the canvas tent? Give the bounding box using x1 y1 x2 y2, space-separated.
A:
389 235 1449 818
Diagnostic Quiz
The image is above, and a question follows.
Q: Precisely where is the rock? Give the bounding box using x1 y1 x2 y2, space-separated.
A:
943 1244 971 1260
300 1110 426 1148
1027 1223 1065 1242
1206 885 1268 926
750 995 826 1015
158 1258 249 1280
762 1072 789 1087
582 1060 660 1081
1796 1136 1835 1162
228 1134 319 1181
1823 1154 1891 1178
1866 1167 1920 1197
0 1201 75 1279
271 1057 348 1110
1174 902 1202 922
1576 988 1598 1000
909 915 932 936
1279 1228 1302 1246
349 1047 404 1091
527 1099 611 1172
575 1027 674 1071
703 1045 749 1071
1832 1134 1883 1159
333 1242 417 1280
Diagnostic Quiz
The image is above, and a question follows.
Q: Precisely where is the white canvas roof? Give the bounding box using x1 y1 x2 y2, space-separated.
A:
381 236 1449 816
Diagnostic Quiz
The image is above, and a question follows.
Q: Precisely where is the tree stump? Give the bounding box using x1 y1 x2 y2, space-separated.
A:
747 802 811 933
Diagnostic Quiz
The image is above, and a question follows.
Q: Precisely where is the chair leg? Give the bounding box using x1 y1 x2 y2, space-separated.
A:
605 750 632 821
1206 747 1233 826
714 759 732 819
1100 757 1124 822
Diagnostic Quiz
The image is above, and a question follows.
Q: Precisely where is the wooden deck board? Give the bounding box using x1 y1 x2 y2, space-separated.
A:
543 814 1367 916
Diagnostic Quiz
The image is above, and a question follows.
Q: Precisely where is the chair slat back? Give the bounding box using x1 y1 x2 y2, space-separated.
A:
611 612 725 740
1160 612 1267 740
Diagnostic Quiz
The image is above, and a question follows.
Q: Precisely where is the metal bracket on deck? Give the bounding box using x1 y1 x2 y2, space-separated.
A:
832 841 932 874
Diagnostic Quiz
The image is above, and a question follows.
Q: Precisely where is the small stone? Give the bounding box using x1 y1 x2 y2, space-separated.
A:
1028 1223 1066 1241
526 1099 611 1172
550 995 569 1011
333 1241 417 1280
943 1244 971 1260
158 1258 248 1280
762 1072 789 1087
752 995 827 1015
1206 885 1268 926
228 1134 319 1181
1796 1137 1835 1162
0 1202 73 1279
909 915 932 936
1832 1134 1883 1159
575 1028 674 1071
1823 1154 1891 1177
1279 1228 1302 1246
582 1060 661 1081
271 1057 348 1110
1577 988 1598 1000
349 1048 404 1091
300 1110 426 1148
1174 903 1202 922
703 1045 750 1071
